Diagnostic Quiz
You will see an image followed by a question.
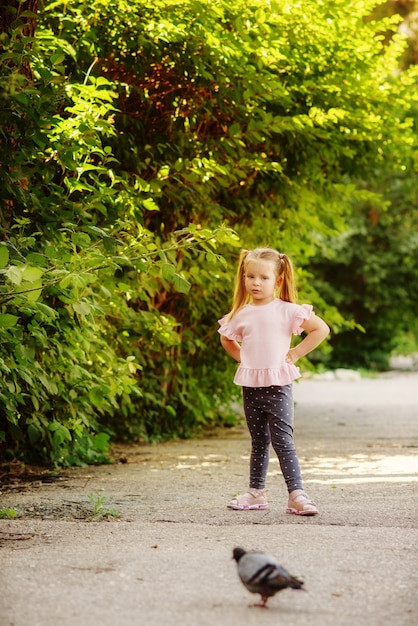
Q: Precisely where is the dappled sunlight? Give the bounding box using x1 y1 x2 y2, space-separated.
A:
265 454 418 484
148 449 418 485
305 454 418 484
173 453 229 470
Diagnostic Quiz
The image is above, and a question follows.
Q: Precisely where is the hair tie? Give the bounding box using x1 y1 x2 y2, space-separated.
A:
279 253 285 259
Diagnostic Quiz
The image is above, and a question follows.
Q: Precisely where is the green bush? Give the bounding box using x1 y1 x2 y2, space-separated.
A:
1 0 417 465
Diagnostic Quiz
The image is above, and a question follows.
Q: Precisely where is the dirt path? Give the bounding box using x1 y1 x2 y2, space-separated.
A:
1 372 418 626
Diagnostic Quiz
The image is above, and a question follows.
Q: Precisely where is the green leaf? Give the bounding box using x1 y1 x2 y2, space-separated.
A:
0 314 19 328
103 235 123 252
92 432 110 453
72 301 91 316
117 282 132 292
23 279 43 303
142 198 160 211
0 245 9 269
26 253 46 264
38 374 58 395
172 273 191 294
49 422 71 446
36 303 58 319
50 53 65 66
22 266 44 282
83 225 108 237
6 265 23 285
19 10 37 17
71 232 91 248
44 246 60 259
161 263 176 280
59 274 73 290
28 423 42 444
89 385 107 406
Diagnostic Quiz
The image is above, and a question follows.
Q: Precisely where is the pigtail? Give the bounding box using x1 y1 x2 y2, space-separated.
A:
228 249 250 319
278 254 297 303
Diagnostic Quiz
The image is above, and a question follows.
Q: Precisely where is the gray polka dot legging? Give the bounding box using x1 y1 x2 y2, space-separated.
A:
242 384 303 494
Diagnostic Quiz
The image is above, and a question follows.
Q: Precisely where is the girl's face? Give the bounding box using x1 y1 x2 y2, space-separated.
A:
244 259 280 305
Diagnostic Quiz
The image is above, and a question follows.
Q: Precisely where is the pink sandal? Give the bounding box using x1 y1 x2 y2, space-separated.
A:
286 489 318 516
228 489 268 510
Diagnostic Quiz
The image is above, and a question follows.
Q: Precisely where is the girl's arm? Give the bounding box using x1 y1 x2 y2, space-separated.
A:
220 335 241 363
286 313 330 364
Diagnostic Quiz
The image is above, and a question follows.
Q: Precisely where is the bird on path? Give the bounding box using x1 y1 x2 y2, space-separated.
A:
232 546 304 608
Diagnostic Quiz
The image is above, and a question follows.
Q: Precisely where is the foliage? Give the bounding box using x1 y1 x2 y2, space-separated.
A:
0 0 417 465
0 6 239 464
47 0 416 345
311 114 418 369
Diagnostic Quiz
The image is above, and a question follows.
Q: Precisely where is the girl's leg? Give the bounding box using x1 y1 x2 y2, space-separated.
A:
227 387 270 510
265 385 303 492
242 386 271 490
267 385 318 515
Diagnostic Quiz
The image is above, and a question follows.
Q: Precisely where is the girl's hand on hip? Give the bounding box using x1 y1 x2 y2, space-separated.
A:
286 349 298 364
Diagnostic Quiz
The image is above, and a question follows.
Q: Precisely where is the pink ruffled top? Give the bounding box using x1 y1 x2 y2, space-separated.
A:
218 298 313 387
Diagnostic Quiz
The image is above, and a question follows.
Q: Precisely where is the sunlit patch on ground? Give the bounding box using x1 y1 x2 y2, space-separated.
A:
265 454 418 483
304 454 418 484
174 453 230 470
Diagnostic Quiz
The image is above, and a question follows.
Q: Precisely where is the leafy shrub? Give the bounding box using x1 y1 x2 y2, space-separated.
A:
1 0 417 465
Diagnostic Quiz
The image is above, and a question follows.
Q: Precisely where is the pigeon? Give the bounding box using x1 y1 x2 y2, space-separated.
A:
232 546 304 607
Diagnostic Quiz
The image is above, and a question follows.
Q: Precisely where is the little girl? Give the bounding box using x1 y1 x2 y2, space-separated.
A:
218 247 329 515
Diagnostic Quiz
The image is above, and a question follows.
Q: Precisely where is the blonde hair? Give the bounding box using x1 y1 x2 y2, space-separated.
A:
228 247 297 319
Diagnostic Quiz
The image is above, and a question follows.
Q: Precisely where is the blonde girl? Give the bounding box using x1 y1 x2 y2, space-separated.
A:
218 248 329 515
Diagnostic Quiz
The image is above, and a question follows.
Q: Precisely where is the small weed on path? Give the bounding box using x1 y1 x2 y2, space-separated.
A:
0 507 17 519
87 489 119 521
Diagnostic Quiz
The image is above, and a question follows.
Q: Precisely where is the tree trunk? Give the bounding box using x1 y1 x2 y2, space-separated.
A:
0 0 39 78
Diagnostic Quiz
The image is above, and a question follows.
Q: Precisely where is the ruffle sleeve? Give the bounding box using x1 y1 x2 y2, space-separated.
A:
217 315 242 342
292 304 313 335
